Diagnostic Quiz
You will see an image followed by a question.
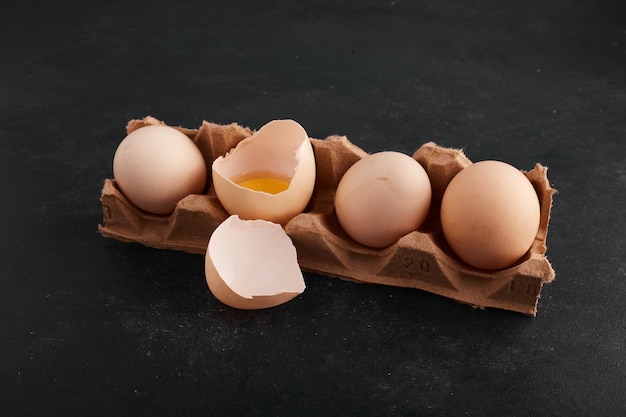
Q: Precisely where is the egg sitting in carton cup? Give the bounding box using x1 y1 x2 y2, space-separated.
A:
103 116 556 314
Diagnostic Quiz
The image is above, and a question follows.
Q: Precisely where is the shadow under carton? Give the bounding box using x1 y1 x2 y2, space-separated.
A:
99 117 556 315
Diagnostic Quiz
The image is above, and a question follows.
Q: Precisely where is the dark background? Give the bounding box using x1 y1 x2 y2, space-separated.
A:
1 0 625 415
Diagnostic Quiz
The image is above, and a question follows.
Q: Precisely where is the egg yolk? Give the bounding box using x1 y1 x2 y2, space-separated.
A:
236 176 291 194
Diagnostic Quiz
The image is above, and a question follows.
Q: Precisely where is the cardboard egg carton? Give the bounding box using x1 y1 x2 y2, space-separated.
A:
99 116 556 315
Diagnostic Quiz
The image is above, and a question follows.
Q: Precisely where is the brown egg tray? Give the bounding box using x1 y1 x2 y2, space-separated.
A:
99 116 556 315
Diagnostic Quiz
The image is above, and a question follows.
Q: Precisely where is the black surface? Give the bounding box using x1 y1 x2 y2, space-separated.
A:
1 1 625 416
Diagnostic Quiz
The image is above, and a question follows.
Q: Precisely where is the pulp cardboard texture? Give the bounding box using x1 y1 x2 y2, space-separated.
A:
99 117 556 315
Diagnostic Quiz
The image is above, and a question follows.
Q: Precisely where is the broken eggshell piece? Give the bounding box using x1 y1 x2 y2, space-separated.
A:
211 119 316 225
205 215 306 309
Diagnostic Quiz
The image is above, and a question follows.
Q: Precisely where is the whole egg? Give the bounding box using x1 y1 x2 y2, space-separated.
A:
334 151 432 248
113 124 207 214
440 160 541 270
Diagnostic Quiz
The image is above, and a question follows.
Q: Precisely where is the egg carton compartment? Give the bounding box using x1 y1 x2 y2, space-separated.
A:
99 116 556 315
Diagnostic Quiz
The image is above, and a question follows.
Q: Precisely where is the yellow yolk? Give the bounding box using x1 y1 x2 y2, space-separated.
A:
237 176 291 194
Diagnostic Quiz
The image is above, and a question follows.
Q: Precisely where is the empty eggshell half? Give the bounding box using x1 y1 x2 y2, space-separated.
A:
212 119 316 225
205 215 306 309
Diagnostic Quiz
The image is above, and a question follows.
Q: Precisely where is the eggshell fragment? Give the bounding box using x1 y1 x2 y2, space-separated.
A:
113 125 207 214
440 160 541 270
205 215 306 309
334 151 432 248
212 119 316 225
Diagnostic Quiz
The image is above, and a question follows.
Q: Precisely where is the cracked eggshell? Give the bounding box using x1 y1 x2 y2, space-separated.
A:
212 119 316 225
205 215 306 310
113 125 207 214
